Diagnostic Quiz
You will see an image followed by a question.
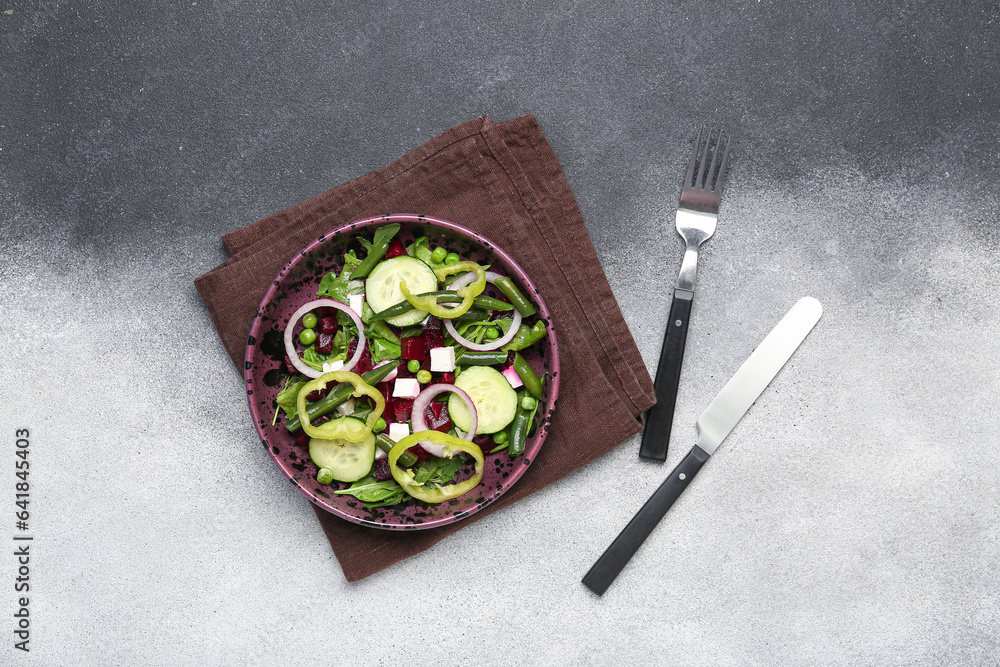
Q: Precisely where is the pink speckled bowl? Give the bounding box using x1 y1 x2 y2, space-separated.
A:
244 214 560 530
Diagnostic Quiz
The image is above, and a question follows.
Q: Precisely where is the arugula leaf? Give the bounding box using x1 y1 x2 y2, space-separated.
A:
412 454 465 486
273 378 306 424
407 236 444 268
369 338 402 365
316 250 365 303
333 475 406 508
316 272 364 304
371 223 401 250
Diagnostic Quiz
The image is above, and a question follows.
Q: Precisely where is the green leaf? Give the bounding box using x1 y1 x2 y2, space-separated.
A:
369 338 401 365
333 475 406 507
371 223 401 250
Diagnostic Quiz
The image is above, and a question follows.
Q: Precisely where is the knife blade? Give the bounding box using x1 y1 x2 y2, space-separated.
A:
582 296 823 596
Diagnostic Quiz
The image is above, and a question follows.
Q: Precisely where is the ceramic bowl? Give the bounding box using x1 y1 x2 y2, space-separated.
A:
244 213 559 530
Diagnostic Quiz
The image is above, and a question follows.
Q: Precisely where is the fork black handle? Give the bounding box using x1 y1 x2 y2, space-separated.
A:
639 288 693 462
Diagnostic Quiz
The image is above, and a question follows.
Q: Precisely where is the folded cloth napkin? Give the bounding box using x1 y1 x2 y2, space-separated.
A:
195 115 655 581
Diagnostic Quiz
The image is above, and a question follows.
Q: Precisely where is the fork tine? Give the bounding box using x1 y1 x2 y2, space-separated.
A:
696 129 711 188
685 127 703 188
713 131 732 193
705 129 721 189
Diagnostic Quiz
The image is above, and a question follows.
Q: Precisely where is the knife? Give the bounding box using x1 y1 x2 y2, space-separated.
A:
582 296 823 596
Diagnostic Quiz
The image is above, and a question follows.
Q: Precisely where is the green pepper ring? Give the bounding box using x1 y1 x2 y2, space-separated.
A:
399 261 486 319
296 371 385 442
388 431 485 503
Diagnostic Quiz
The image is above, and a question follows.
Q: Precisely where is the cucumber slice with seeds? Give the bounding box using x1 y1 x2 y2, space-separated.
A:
308 417 376 483
365 256 439 327
448 365 518 435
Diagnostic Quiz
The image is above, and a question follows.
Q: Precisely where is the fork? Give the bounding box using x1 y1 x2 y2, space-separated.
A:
639 127 732 462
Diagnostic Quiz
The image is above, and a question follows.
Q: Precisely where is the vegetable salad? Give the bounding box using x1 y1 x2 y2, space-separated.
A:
273 223 549 508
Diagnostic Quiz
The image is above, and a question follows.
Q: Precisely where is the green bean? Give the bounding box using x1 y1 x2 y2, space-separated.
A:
376 434 418 467
501 321 547 352
349 223 401 279
507 399 531 458
369 292 513 322
455 349 508 366
493 276 536 317
513 353 543 399
285 361 401 433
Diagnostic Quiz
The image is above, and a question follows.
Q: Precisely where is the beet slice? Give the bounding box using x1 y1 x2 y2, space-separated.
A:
384 239 408 259
315 332 335 354
372 457 393 481
318 316 338 335
393 397 414 422
401 336 425 360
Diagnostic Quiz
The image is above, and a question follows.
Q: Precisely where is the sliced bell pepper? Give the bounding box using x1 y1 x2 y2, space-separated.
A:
296 371 385 441
388 431 485 503
399 261 487 319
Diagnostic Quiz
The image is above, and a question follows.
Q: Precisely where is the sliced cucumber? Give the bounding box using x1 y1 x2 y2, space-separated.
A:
365 256 439 327
448 365 518 435
308 417 376 483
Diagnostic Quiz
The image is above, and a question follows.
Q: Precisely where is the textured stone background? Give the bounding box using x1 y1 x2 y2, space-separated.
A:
2 1 999 664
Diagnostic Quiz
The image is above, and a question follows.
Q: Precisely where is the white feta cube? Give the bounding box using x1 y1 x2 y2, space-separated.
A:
335 397 356 416
429 346 457 373
388 422 410 442
348 293 365 315
322 359 344 373
392 377 421 399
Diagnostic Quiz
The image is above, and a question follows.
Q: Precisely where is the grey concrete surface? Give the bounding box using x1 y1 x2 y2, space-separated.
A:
2 1 999 664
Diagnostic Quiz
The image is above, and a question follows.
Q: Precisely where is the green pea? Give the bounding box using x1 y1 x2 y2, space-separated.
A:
416 369 432 384
484 326 499 340
316 468 334 485
302 313 318 329
299 328 317 345
444 252 460 265
374 417 387 432
492 431 508 445
521 395 538 411
431 247 448 263
407 359 420 373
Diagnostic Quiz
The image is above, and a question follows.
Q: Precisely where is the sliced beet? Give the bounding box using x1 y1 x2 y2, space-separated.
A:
406 445 429 463
425 401 452 432
318 316 338 335
378 383 394 421
438 371 455 385
394 397 414 422
423 317 445 350
372 457 393 481
384 239 408 259
346 338 373 374
401 336 425 360
315 332 335 354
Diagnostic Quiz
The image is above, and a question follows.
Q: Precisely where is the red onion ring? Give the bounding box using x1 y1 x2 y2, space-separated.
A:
443 271 523 351
411 383 478 456
283 299 366 379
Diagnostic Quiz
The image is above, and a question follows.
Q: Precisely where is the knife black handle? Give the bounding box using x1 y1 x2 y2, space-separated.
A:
639 288 694 462
582 445 710 596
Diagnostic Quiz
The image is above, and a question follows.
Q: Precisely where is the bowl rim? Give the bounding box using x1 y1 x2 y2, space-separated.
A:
244 213 561 530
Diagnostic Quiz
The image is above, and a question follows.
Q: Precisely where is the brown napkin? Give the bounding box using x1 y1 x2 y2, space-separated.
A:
195 115 655 581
